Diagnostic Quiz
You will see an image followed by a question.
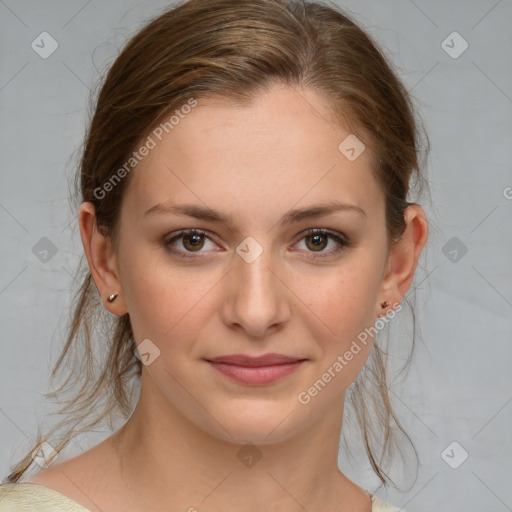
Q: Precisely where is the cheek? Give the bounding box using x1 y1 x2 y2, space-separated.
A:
118 242 217 343
301 258 381 334
296 258 381 378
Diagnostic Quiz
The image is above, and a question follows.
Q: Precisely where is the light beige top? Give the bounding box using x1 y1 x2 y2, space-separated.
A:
0 483 405 511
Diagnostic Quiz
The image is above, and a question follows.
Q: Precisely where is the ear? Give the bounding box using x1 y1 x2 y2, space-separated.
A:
377 203 428 316
78 202 127 315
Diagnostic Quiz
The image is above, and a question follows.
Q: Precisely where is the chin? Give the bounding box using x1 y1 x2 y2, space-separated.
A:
198 398 308 446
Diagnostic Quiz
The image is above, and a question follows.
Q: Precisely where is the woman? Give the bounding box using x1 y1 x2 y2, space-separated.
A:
1 0 429 510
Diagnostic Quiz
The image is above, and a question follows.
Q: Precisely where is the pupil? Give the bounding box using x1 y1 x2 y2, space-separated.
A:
185 234 203 250
308 234 326 251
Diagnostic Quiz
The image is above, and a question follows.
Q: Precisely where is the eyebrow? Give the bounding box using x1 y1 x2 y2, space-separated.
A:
144 200 366 227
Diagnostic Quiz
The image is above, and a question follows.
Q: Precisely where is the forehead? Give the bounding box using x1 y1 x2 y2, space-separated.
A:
121 84 383 228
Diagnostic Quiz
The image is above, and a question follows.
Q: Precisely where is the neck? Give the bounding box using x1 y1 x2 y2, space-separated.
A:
108 371 370 512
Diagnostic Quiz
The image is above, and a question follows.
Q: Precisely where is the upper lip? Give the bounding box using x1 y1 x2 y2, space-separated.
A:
206 353 306 367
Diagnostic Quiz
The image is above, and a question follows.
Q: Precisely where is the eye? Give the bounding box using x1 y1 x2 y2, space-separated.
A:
164 229 219 257
163 227 352 259
293 228 352 258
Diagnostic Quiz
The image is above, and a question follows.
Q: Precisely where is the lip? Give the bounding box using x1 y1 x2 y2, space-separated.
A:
205 353 307 385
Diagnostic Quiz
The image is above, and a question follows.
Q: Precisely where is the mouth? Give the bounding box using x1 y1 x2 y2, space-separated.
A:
204 353 307 385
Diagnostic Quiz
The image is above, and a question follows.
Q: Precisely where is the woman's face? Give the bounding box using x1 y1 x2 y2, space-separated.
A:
111 84 394 444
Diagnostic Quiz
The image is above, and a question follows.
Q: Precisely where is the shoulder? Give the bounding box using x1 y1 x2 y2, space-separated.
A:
0 482 91 511
5 435 121 512
371 494 406 512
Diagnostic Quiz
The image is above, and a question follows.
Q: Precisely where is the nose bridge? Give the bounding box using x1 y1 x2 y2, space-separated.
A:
237 238 273 292
235 235 278 302
225 235 289 335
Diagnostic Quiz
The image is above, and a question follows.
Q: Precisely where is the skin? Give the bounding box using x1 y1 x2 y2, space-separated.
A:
27 83 428 512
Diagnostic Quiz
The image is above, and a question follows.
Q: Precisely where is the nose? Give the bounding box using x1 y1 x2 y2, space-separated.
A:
220 241 291 339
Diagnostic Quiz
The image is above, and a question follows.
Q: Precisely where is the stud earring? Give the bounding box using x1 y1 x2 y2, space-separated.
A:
107 293 118 303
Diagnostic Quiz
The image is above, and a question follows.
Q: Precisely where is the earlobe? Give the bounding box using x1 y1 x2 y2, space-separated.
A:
78 202 127 315
377 204 428 316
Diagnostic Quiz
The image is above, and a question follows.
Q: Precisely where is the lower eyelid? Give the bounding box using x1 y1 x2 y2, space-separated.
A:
169 237 352 260
164 229 351 259
294 233 349 256
164 230 215 253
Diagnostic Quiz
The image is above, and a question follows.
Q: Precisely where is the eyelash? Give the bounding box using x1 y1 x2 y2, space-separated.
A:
163 228 352 259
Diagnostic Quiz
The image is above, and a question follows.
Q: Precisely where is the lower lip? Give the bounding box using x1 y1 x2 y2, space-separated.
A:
207 360 305 385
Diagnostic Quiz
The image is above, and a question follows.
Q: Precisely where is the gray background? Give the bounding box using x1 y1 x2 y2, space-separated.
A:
1 1 511 511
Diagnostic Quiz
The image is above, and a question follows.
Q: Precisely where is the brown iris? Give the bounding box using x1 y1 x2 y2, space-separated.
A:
182 233 205 252
305 233 328 252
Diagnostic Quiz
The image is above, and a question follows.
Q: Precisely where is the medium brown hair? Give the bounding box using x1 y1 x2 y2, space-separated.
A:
5 0 430 486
